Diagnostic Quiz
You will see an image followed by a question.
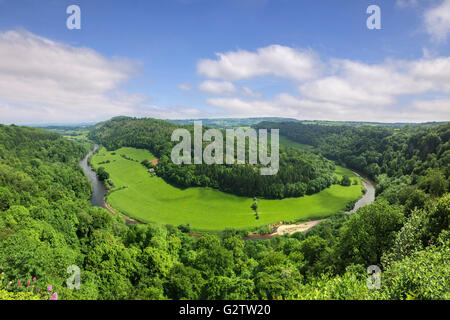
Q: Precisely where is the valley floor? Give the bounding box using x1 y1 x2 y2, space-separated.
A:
91 147 363 232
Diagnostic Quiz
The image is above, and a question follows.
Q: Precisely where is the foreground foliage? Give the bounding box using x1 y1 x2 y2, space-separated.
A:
0 123 448 300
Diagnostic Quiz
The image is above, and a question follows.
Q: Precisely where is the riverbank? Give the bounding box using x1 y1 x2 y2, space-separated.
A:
244 172 376 239
346 171 376 214
103 201 141 226
80 145 143 226
79 144 108 208
81 145 375 238
244 219 326 240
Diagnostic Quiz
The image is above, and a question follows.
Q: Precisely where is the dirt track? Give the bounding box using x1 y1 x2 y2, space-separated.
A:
104 202 141 225
272 219 326 235
244 219 326 240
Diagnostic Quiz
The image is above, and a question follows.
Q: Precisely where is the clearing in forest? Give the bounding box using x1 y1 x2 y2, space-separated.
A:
91 146 362 232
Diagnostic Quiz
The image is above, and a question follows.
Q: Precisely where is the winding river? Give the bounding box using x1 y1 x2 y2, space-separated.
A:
79 144 108 208
347 172 376 215
80 146 376 234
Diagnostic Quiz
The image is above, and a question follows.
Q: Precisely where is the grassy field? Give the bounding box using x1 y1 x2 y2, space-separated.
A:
279 135 315 151
91 146 362 232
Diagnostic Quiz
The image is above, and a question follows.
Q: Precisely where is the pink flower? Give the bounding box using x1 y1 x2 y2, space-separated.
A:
37 289 40 293
27 280 31 286
32 277 37 282
17 280 21 284
47 285 52 292
7 282 11 286
49 292 58 301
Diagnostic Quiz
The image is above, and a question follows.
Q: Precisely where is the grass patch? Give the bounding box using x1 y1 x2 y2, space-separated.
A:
279 135 315 151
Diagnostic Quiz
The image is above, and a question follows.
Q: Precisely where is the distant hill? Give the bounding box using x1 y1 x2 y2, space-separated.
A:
168 117 447 129
25 122 97 129
294 120 447 127
23 116 446 131
167 117 300 128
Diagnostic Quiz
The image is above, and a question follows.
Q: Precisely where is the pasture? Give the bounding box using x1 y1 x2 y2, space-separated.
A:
91 146 362 232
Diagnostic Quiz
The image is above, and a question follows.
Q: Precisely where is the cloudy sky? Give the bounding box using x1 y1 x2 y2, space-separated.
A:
0 0 449 124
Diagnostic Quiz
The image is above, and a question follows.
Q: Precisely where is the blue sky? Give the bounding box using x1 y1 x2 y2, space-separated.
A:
0 0 449 123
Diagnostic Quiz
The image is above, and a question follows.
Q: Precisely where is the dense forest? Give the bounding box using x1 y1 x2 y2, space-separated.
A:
88 117 339 199
0 122 448 300
256 121 449 181
256 122 450 207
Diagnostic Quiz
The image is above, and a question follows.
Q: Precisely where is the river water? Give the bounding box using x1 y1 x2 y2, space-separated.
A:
347 172 376 214
79 144 108 208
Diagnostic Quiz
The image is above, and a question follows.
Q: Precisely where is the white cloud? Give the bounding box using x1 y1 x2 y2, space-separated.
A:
128 104 206 120
178 83 193 91
0 29 147 123
0 29 203 123
207 94 363 120
207 94 450 123
241 86 262 98
198 80 237 95
197 45 322 81
298 58 441 108
424 0 450 42
198 80 263 98
299 76 395 107
3 29 447 124
409 57 450 91
200 45 450 122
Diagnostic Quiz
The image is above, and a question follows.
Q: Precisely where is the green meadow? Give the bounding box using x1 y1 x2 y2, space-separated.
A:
278 135 315 151
91 146 362 232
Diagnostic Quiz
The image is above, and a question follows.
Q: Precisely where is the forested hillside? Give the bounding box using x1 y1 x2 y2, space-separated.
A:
256 122 450 209
88 117 338 199
168 117 300 128
0 123 448 300
256 122 449 181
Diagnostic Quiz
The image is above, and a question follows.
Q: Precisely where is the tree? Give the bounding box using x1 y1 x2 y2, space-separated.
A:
201 276 255 300
425 193 450 241
251 197 259 219
341 175 351 186
419 169 448 197
142 246 174 278
381 209 427 267
398 186 428 215
334 200 405 271
0 187 13 211
164 264 204 300
96 166 110 181
381 239 450 300
254 252 303 299
299 235 329 276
